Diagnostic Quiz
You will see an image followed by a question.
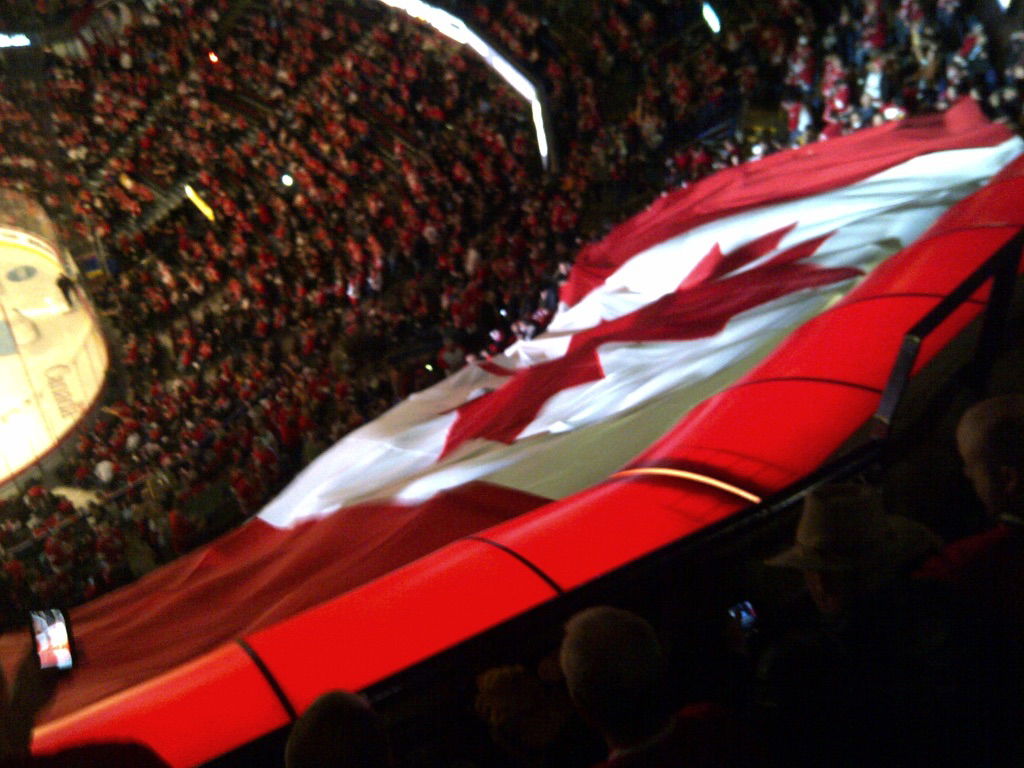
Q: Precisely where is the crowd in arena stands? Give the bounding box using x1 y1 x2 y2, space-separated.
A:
1 0 1022 620
0 0 226 227
0 1 99 32
46 0 226 179
1 0 568 617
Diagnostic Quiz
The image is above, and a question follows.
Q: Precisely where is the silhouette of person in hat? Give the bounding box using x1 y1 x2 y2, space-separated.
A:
764 483 942 617
758 483 962 768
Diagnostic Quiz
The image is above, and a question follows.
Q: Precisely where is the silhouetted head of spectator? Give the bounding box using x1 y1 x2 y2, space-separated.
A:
474 663 572 756
957 394 1024 521
284 691 392 768
558 606 670 750
766 484 941 617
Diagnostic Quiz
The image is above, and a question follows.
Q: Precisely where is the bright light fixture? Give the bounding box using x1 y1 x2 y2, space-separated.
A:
375 0 549 168
702 3 721 34
183 184 216 222
208 51 219 63
0 33 30 48
281 174 294 187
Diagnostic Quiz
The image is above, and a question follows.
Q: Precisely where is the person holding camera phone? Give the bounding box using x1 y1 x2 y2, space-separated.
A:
0 639 168 767
0 643 58 764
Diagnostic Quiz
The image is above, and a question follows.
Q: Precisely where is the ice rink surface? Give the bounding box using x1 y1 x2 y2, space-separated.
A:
0 230 107 483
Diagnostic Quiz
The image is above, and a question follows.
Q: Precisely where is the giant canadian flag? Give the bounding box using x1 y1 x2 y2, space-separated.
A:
258 98 1022 523
14 100 1024 766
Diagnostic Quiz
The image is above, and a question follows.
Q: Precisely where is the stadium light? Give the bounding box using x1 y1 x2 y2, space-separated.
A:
375 0 549 169
702 3 721 34
183 184 216 222
281 174 294 187
0 33 31 48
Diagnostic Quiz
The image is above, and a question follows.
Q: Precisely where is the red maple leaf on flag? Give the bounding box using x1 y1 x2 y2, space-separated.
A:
441 224 860 458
